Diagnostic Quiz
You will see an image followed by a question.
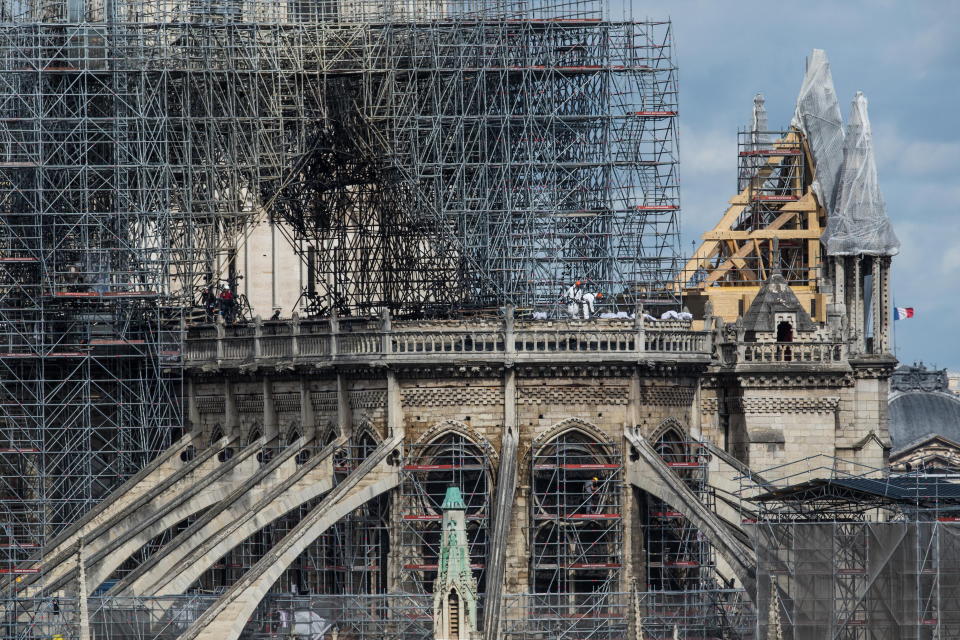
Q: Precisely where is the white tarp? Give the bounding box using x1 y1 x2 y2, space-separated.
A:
291 609 334 639
791 49 844 216
823 92 900 256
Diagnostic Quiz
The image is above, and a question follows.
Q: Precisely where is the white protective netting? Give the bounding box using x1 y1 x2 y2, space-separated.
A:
792 49 899 257
823 92 900 256
791 49 844 217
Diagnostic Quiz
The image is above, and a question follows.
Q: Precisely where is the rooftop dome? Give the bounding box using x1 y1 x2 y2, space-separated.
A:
889 364 960 454
889 391 960 452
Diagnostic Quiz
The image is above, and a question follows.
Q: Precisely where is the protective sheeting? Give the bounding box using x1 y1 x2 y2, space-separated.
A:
791 49 844 216
823 92 900 256
753 521 960 639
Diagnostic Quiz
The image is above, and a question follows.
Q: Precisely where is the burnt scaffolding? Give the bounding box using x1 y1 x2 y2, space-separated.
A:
247 5 682 318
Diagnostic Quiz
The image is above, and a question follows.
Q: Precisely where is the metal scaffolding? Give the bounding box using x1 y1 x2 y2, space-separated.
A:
0 0 688 636
644 435 718 592
743 458 960 639
529 430 623 594
261 8 682 317
0 7 182 587
398 434 491 596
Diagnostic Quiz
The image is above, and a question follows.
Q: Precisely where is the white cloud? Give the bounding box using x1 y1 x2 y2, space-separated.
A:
679 124 735 178
873 121 960 179
941 245 960 275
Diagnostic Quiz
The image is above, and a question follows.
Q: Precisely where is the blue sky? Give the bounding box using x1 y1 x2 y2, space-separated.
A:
621 1 960 369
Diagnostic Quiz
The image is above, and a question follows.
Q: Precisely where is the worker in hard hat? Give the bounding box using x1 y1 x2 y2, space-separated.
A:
583 475 601 512
580 291 603 319
564 281 584 318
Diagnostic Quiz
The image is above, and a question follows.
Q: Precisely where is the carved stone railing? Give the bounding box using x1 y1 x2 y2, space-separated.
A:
183 313 713 369
390 330 505 354
720 340 847 366
186 337 217 362
646 330 708 353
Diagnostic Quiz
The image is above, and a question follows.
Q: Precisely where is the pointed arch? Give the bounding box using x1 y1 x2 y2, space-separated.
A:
527 418 623 594
525 417 615 468
354 413 381 440
651 417 692 462
246 422 263 446
400 420 493 595
650 417 689 445
316 419 338 447
286 427 302 447
353 417 381 457
414 419 498 468
281 418 302 447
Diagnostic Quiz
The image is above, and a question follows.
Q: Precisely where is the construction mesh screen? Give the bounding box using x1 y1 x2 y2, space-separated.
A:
752 521 960 640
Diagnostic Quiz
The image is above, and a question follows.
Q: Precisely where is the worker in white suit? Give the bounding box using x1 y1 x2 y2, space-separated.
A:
580 291 603 319
565 281 584 318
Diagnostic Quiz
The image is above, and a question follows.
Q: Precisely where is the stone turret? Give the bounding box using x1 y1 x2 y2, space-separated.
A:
826 91 898 356
433 486 480 640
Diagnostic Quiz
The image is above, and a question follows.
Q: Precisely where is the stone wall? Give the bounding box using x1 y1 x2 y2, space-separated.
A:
182 318 895 599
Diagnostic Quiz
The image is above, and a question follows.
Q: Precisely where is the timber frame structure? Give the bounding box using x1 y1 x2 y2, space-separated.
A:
677 127 826 324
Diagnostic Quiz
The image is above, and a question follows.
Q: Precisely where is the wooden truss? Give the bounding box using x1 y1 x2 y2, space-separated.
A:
676 130 827 321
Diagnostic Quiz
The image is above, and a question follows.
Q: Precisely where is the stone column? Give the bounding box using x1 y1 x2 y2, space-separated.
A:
826 257 847 333
882 256 893 353
299 377 315 442
871 257 883 354
253 316 263 360
833 256 846 304
290 314 300 358
262 378 278 441
635 307 646 356
386 369 403 440
850 256 864 354
629 369 642 430
385 367 404 593
482 318 519 639
187 377 200 432
224 379 239 441
215 314 225 363
329 310 339 358
873 256 893 354
337 373 353 440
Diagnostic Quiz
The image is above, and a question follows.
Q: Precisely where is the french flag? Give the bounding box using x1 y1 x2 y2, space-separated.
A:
894 307 914 320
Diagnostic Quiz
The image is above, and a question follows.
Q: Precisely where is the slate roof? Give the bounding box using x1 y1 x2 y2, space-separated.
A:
889 391 960 454
752 476 960 507
742 273 815 333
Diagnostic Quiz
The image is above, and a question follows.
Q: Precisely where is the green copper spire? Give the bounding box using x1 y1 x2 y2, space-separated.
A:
433 486 479 639
441 486 467 511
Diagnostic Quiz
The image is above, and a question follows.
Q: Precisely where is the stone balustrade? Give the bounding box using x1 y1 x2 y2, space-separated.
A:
183 313 713 369
720 340 847 366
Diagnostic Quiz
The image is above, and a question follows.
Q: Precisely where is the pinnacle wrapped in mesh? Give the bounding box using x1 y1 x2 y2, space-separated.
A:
791 49 844 217
823 91 900 256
